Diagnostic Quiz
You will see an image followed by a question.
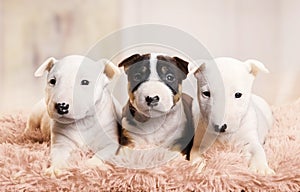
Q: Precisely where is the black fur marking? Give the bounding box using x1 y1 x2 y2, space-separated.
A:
131 80 147 93
156 55 188 95
156 55 189 76
173 93 195 160
118 54 151 93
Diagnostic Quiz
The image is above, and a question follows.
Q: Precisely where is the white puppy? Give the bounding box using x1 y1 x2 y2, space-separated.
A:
191 57 275 175
31 55 120 176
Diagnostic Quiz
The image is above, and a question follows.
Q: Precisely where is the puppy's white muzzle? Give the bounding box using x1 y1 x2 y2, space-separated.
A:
133 81 173 117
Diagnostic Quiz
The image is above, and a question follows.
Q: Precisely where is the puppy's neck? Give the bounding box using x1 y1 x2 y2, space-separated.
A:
124 99 183 126
126 101 150 123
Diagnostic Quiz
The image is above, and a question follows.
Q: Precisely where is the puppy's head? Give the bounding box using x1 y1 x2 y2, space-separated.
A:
35 55 119 124
119 53 189 118
193 57 269 133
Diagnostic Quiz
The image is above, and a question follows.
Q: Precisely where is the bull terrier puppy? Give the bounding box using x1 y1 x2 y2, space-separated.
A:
191 57 275 175
27 55 120 176
117 53 194 160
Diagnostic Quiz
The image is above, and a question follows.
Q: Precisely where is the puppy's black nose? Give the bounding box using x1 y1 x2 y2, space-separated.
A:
214 124 227 133
145 96 160 107
55 102 69 115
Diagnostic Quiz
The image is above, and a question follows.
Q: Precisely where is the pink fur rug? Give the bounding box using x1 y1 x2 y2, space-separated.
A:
0 99 299 191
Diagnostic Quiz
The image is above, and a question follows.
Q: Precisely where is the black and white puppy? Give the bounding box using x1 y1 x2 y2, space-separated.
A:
118 53 194 160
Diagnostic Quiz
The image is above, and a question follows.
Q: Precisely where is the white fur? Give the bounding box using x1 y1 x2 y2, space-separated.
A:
191 57 275 175
30 55 120 176
133 81 174 117
123 100 187 148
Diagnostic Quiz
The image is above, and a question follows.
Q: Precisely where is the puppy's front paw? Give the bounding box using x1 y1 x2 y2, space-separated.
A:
191 153 206 173
86 156 110 170
249 163 275 175
44 166 66 178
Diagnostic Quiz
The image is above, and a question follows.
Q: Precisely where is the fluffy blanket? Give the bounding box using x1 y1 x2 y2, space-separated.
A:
0 99 299 191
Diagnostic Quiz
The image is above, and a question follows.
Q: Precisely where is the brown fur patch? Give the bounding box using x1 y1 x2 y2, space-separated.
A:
104 63 115 79
117 123 133 147
173 84 182 104
127 102 149 123
45 59 55 72
161 66 168 74
127 82 135 102
194 63 206 76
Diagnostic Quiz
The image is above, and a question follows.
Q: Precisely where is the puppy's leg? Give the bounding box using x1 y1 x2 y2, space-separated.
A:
247 142 275 175
85 144 119 170
24 113 41 135
190 149 206 173
239 106 274 175
45 145 73 177
190 125 216 173
25 99 49 142
86 155 110 170
45 135 75 177
40 113 51 141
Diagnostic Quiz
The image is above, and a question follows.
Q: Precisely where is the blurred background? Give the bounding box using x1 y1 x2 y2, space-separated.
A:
0 0 300 114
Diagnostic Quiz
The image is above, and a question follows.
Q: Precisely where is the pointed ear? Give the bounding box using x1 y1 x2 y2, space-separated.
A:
118 54 142 73
191 62 206 78
34 57 57 77
101 59 120 80
244 59 269 76
173 56 189 75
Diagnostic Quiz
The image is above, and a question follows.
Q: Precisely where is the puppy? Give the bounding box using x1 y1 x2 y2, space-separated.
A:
31 55 120 175
25 99 51 141
191 57 275 175
117 53 194 160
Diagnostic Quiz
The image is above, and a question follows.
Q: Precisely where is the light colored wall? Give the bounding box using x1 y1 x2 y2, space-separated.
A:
0 0 299 114
0 0 120 114
120 0 300 105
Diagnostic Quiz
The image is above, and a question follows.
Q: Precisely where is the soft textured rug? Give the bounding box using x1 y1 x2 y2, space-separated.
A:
0 99 299 191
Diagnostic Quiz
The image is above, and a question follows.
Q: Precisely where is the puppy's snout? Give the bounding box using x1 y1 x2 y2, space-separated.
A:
145 95 160 107
214 124 227 133
55 102 70 115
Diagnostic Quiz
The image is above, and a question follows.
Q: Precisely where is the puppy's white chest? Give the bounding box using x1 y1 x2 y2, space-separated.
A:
124 106 186 147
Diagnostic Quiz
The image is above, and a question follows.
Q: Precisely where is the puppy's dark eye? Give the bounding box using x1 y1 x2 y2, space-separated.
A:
81 80 89 85
166 73 175 82
202 91 210 98
49 78 56 86
134 73 142 81
235 92 242 98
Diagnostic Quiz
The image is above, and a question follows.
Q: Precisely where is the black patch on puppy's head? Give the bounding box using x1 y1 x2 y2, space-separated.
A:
118 54 151 94
156 55 189 103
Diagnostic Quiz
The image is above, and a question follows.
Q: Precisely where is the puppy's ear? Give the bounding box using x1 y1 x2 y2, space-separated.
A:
173 57 189 75
192 62 206 78
118 54 142 73
101 59 120 80
34 57 57 77
245 59 269 76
